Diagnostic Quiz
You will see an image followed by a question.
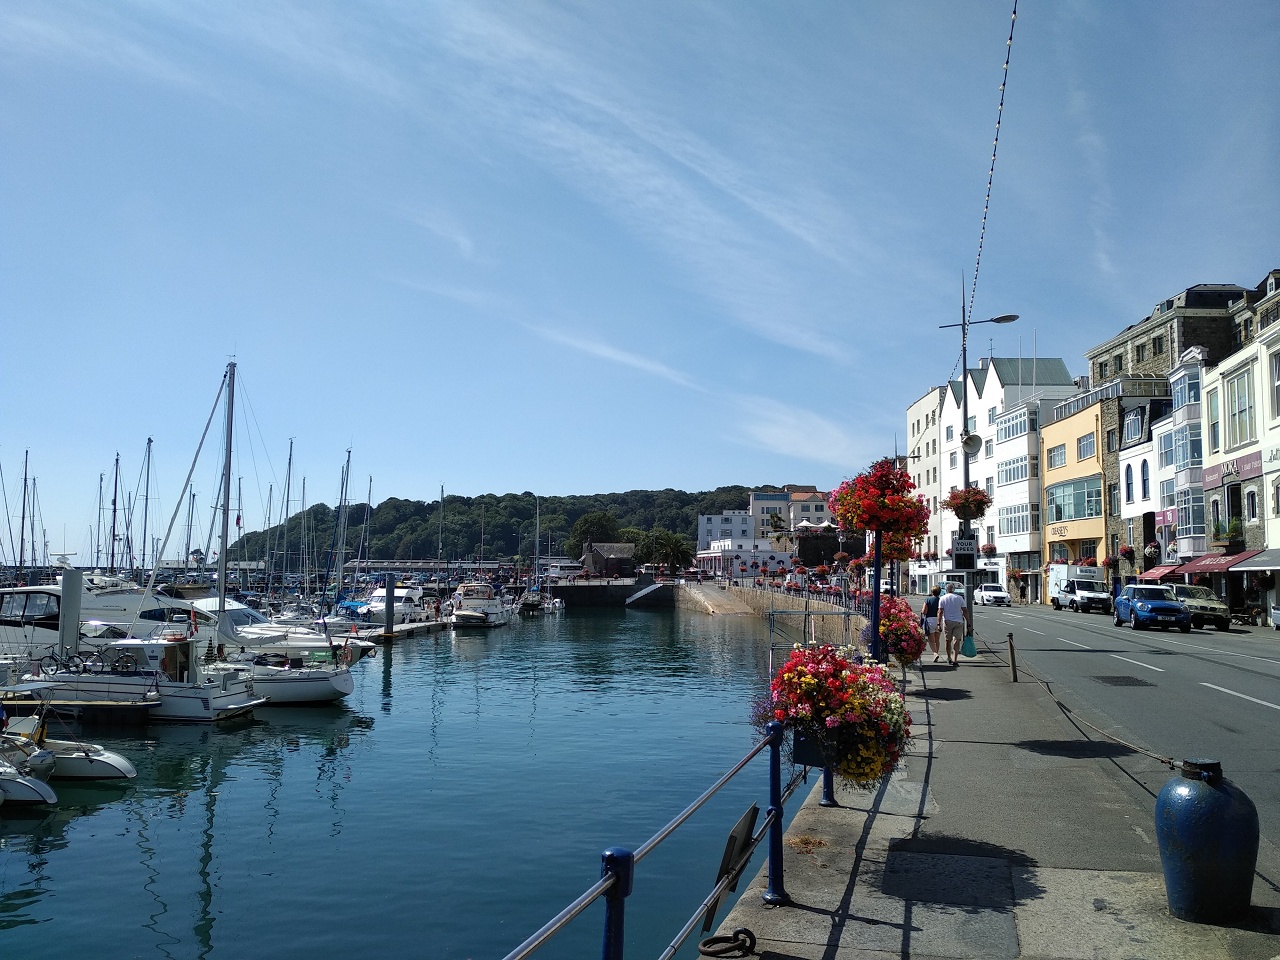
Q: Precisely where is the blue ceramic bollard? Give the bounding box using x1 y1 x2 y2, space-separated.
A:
1154 759 1259 923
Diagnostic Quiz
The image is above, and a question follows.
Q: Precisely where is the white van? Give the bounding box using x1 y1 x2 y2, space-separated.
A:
1046 565 1112 613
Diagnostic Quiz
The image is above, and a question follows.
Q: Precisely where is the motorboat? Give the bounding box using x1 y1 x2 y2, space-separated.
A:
224 650 355 704
184 596 379 663
0 755 58 806
450 582 513 628
357 585 430 625
4 708 137 780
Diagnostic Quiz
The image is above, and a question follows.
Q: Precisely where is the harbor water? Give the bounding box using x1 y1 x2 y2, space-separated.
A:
0 608 790 958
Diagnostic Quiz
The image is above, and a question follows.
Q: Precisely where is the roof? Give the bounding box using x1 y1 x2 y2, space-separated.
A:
588 543 637 559
988 357 1075 387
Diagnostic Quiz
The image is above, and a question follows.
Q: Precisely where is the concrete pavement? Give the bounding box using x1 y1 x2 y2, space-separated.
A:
715 641 1280 959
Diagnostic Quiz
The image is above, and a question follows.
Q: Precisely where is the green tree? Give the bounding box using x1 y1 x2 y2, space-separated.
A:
649 528 694 574
566 511 620 559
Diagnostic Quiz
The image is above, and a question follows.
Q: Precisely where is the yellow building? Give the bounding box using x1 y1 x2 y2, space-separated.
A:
1040 399 1106 565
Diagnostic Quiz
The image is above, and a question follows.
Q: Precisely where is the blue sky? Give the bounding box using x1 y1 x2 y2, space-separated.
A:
2 1 1277 563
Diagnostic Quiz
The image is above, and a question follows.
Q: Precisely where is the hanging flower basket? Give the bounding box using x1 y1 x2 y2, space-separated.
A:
1144 542 1161 559
1080 557 1098 567
879 596 926 668
941 486 993 521
1119 545 1136 563
980 543 998 557
766 642 912 787
828 459 930 538
1101 556 1119 570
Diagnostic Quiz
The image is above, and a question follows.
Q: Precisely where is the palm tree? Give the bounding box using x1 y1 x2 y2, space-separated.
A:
650 529 694 575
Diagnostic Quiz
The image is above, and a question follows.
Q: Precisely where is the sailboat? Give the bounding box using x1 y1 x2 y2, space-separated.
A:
31 364 268 722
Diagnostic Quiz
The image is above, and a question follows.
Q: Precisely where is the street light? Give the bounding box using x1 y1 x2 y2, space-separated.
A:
938 312 1018 622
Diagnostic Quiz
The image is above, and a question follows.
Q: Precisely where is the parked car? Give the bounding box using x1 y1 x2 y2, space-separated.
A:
976 583 1011 606
1170 584 1231 631
1113 585 1191 632
1050 576 1112 614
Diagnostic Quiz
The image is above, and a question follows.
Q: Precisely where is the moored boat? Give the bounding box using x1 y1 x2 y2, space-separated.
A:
450 582 513 628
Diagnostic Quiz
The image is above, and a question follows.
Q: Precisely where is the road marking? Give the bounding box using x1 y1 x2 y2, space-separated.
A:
1131 636 1280 667
1059 638 1091 649
1201 683 1280 712
1110 654 1163 672
1023 628 1045 636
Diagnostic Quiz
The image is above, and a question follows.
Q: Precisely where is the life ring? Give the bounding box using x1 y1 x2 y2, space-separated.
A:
339 645 354 666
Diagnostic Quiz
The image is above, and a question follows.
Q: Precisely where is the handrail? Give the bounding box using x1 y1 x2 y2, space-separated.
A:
500 722 796 960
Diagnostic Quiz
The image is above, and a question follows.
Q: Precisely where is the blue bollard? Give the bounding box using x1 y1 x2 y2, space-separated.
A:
600 847 634 960
820 764 838 807
1154 759 1259 923
763 721 790 905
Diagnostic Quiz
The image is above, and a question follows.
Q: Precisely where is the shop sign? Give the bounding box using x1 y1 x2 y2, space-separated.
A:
1203 450 1262 489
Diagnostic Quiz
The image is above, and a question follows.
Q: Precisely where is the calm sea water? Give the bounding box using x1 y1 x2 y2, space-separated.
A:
0 608 791 959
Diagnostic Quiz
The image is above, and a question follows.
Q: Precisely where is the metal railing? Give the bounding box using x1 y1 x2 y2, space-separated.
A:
500 721 806 960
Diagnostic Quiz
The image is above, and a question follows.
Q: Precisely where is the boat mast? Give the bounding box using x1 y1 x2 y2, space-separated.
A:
216 361 235 625
438 484 444 576
300 477 308 598
140 437 152 577
184 486 195 576
280 439 294 600
357 475 372 580
17 451 28 582
95 472 104 568
109 452 119 573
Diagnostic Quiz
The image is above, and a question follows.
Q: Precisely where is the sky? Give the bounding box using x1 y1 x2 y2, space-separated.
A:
1 1 1277 565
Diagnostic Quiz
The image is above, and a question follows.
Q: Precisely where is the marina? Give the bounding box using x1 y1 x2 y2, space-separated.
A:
0 607 784 958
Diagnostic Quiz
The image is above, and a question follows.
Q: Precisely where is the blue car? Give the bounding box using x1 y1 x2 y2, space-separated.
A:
1113 584 1191 632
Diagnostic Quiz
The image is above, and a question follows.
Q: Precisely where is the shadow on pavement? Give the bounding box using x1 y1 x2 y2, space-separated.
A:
914 686 972 702
1013 738 1137 759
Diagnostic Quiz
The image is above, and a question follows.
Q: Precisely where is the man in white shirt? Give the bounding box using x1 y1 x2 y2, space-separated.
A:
937 582 972 666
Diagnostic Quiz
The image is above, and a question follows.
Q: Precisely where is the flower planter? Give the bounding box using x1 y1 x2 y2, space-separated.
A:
952 504 984 522
792 729 828 768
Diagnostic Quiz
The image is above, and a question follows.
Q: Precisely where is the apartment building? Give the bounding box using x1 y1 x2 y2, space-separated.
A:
697 509 753 551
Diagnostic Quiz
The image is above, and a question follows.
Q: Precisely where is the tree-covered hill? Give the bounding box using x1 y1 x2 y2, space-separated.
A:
229 485 777 566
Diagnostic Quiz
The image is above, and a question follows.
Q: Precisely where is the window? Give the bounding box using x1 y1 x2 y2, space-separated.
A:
1153 335 1165 356
1029 455 1039 478
997 503 1041 536
988 406 997 425
985 477 994 498
1160 479 1175 509
1271 350 1280 418
1106 428 1118 452
1171 371 1200 410
1114 353 1124 373
949 452 957 468
814 504 824 513
1141 460 1150 500
1108 482 1120 516
1045 476 1103 521
966 416 976 434
1225 368 1255 448
996 409 1029 442
946 426 954 441
1098 360 1109 380
1176 488 1206 536
1049 542 1070 563
1274 480 1280 516
1247 490 1258 521
1173 423 1202 471
997 455 1029 486
1207 388 1220 452
984 439 993 458
1123 409 1144 443
1135 343 1146 363
1157 431 1175 468
1079 539 1098 561
1047 444 1067 469
1125 464 1134 503
800 504 810 512
1077 432 1095 460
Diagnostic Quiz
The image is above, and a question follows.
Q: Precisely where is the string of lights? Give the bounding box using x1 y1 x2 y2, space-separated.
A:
966 1 1019 326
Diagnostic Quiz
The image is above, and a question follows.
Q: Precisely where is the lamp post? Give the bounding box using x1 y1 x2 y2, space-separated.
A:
938 312 1018 622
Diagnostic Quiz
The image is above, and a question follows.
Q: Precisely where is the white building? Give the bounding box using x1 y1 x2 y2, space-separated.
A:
697 509 752 551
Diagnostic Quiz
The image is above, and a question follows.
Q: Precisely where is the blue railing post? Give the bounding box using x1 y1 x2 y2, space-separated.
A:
601 846 634 960
820 764 838 807
763 721 790 905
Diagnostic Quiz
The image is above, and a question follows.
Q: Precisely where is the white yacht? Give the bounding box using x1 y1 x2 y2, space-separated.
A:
5 707 138 780
358 585 429 625
450 582 513 628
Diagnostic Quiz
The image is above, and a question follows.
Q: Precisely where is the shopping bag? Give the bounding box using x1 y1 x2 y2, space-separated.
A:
961 634 977 658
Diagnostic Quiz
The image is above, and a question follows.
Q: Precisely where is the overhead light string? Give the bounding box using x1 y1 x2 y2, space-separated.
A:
966 0 1018 326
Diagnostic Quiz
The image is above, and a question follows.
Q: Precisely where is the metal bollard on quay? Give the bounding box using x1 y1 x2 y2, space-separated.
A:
1154 758 1259 924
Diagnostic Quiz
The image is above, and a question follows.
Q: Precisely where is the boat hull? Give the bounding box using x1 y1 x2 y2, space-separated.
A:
251 665 354 703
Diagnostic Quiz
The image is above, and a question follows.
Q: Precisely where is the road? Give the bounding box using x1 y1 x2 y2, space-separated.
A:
963 598 1280 869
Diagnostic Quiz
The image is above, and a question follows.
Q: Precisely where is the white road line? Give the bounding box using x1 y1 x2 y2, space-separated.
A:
1130 635 1280 667
1201 683 1280 712
1059 638 1091 649
1110 654 1164 672
1023 628 1045 636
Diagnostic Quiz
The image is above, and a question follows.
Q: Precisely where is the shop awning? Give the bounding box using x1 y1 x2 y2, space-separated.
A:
1136 564 1182 580
1229 548 1280 572
1175 550 1262 575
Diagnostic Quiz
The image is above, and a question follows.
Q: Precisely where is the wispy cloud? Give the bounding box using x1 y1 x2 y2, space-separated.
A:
528 326 706 392
732 398 868 471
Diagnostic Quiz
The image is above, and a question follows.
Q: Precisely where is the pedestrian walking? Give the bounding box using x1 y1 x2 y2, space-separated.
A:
921 586 942 662
937 582 972 667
